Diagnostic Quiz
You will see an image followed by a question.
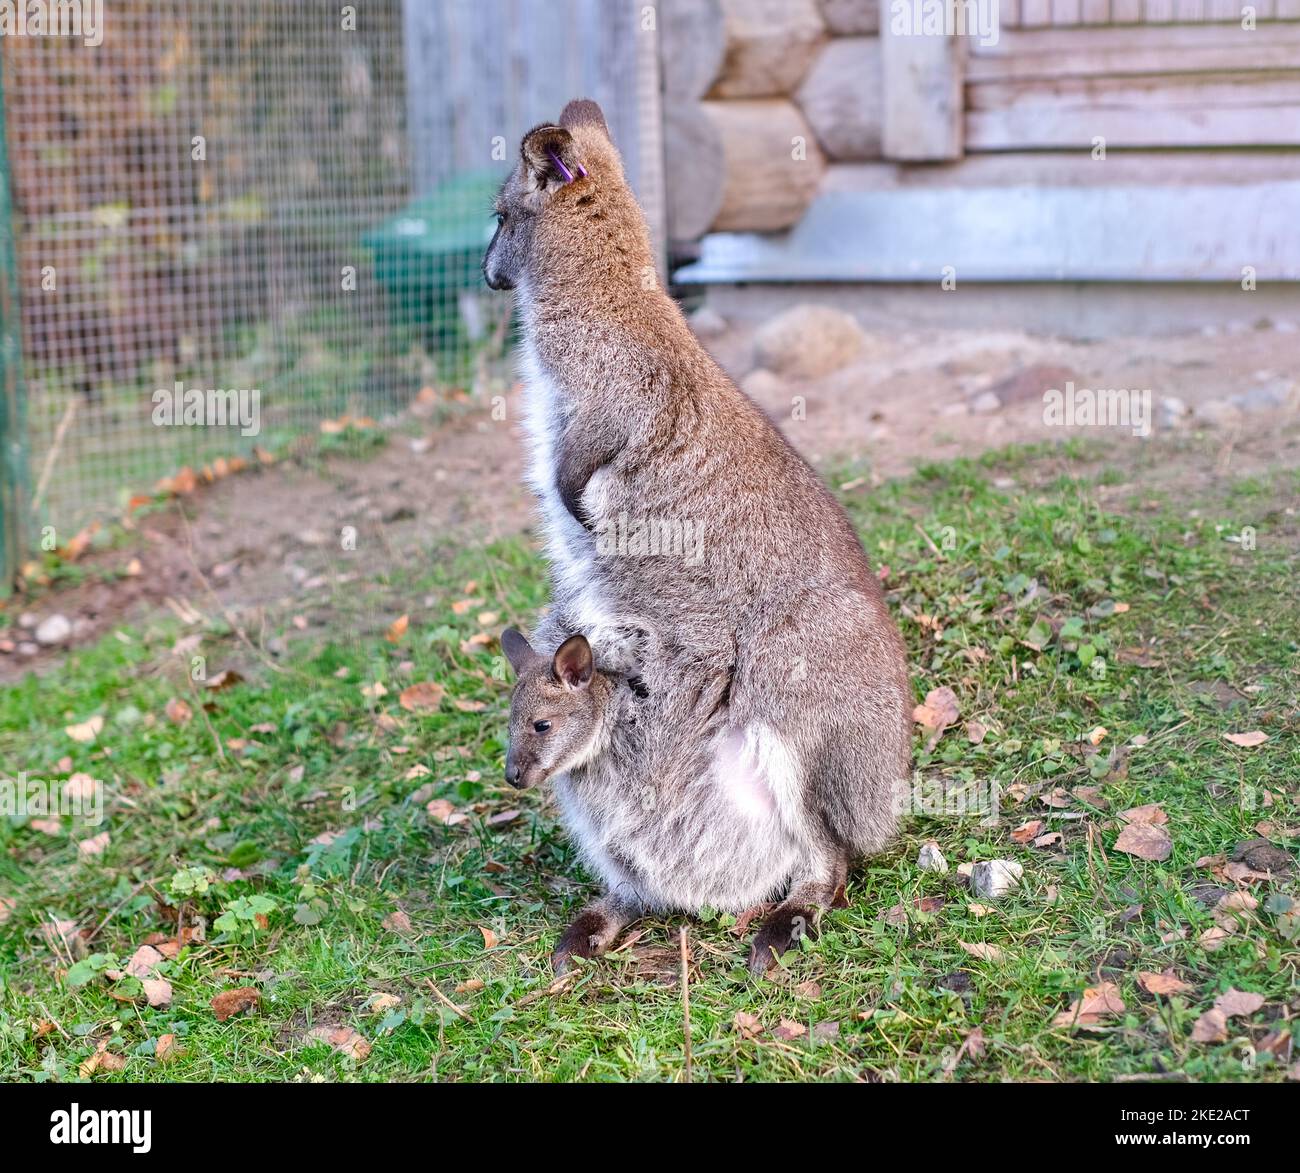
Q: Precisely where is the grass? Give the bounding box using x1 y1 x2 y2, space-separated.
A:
1 442 1297 1083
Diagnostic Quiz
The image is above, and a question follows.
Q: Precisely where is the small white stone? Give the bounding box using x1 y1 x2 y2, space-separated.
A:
971 859 1023 900
35 614 73 646
970 391 1001 414
917 842 948 874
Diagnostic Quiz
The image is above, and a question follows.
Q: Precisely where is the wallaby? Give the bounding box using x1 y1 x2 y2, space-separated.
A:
485 100 913 975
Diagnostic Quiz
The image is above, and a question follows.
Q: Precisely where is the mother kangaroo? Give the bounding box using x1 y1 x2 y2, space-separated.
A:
484 100 913 974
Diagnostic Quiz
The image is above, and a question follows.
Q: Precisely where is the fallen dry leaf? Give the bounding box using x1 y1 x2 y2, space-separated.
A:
733 1011 763 1040
479 925 498 949
65 715 104 743
368 993 402 1014
79 1043 126 1078
1191 1008 1229 1043
959 940 1002 962
399 682 445 714
155 1033 179 1062
772 1018 807 1042
453 698 487 713
881 895 945 925
426 798 467 826
965 720 987 745
1114 821 1172 861
1120 803 1168 826
141 976 172 1008
382 910 413 936
1138 970 1194 996
164 697 193 725
126 944 165 979
1199 925 1234 952
210 986 260 1022
913 686 960 746
77 831 110 858
1054 982 1125 1029
1214 988 1265 1018
386 614 409 643
1224 730 1268 748
1011 819 1045 844
305 1025 371 1062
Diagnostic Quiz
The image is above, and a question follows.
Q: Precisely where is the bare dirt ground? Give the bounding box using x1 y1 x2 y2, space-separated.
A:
4 310 1298 682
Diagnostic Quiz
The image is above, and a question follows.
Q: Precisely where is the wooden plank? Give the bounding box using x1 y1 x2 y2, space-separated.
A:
674 178 1300 282
1110 0 1142 19
819 150 1300 190
969 74 1300 111
1002 0 1023 25
1143 0 1176 21
1080 0 1112 22
1020 0 1053 25
881 29 965 159
967 23 1300 80
1052 0 1083 24
967 102 1300 148
970 46 1300 78
971 21 1300 54
1173 0 1206 18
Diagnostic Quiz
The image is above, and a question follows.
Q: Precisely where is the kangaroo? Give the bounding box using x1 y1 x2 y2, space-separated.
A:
485 100 913 975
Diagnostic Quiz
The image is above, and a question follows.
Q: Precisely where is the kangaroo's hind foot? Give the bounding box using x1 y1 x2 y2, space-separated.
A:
747 849 849 977
553 891 642 975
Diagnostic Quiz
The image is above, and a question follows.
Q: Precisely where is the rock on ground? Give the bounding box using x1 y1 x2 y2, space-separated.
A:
753 304 866 381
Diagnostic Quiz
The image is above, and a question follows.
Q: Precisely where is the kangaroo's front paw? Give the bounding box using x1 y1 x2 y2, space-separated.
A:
747 904 819 977
552 908 612 975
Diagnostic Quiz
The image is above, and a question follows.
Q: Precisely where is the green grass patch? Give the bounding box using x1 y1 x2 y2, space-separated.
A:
1 443 1297 1082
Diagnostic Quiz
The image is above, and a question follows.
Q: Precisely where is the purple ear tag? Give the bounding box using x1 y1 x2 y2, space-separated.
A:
546 148 587 184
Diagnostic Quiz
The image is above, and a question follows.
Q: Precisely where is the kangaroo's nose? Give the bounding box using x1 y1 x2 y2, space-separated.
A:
506 760 523 788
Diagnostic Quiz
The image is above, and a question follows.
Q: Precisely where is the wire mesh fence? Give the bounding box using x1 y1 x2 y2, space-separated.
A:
0 0 656 556
4 0 428 537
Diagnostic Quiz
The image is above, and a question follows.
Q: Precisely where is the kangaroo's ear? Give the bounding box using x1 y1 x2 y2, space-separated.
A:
520 124 585 189
501 628 537 675
559 99 610 138
552 634 594 691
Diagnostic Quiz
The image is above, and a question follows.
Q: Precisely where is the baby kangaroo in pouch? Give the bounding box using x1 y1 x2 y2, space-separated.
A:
501 628 615 791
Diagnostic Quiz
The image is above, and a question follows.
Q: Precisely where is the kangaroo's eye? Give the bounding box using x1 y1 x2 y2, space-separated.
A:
495 211 505 229
533 720 551 734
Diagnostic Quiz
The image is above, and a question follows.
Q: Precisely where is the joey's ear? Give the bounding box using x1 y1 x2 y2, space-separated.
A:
501 628 537 675
520 124 586 188
552 634 594 691
559 99 610 138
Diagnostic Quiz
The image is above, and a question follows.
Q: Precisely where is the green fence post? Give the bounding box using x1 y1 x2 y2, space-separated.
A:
0 50 29 595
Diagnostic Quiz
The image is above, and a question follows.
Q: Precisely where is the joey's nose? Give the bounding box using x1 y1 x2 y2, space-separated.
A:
506 760 523 788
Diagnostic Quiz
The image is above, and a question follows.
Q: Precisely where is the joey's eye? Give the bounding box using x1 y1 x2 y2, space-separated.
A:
495 211 505 229
533 720 551 734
